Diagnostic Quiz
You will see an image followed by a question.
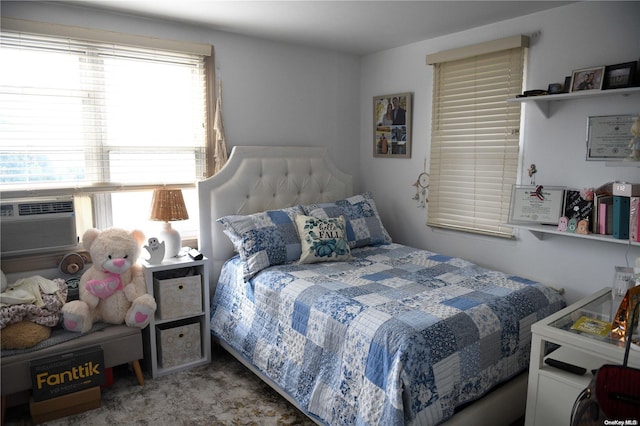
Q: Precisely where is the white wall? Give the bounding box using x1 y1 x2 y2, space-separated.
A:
360 1 640 303
0 1 362 186
4 1 640 303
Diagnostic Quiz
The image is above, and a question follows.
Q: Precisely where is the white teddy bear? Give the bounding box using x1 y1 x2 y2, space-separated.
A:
62 228 157 333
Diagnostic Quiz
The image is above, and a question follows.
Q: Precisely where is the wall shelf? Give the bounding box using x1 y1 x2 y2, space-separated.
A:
507 86 640 118
508 222 640 247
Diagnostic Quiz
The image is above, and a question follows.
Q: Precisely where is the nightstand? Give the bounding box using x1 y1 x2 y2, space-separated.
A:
525 287 640 426
141 255 210 378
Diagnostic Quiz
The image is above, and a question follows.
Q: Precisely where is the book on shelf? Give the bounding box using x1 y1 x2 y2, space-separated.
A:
613 195 630 239
631 196 640 242
570 316 612 337
593 194 613 235
564 189 594 232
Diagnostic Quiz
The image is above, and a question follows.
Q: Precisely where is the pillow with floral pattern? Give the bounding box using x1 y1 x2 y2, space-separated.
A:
217 205 303 280
303 192 391 248
295 214 351 264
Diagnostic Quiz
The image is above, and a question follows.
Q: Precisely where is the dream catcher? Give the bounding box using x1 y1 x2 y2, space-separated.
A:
412 159 429 208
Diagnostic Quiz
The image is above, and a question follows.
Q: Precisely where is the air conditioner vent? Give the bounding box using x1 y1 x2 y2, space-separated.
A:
18 200 74 216
1 196 78 255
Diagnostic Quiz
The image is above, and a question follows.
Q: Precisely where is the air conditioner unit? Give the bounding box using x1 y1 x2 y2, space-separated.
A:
1 196 78 256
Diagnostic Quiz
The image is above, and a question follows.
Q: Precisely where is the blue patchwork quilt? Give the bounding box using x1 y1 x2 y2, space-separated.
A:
211 243 566 425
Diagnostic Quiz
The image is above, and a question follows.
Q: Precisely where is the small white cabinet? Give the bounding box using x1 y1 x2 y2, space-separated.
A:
141 255 210 378
525 288 640 426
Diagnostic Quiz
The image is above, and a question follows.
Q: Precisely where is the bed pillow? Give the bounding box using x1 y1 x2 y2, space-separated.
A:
217 205 304 280
295 214 351 264
303 192 392 248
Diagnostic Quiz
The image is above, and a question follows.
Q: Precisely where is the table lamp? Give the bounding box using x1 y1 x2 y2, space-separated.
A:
149 188 189 259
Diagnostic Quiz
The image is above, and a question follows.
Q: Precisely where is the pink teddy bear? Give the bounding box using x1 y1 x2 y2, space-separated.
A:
62 228 157 333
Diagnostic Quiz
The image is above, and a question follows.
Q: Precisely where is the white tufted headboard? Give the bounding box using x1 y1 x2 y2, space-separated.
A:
197 146 353 295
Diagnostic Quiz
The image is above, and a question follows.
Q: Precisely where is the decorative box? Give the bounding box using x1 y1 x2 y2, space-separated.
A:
156 322 201 369
153 275 202 320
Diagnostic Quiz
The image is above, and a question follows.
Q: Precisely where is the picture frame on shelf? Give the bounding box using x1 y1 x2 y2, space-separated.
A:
586 114 636 161
570 66 605 92
509 185 565 225
603 61 637 90
373 92 411 158
562 189 594 232
547 82 563 94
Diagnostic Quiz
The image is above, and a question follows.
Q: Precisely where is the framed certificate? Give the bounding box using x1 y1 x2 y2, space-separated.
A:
586 115 636 160
509 185 565 225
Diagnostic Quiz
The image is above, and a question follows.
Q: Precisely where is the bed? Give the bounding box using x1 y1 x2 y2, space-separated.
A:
197 146 566 425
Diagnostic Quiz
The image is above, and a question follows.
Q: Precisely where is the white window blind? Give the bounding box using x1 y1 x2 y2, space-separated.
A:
428 46 525 238
0 31 208 190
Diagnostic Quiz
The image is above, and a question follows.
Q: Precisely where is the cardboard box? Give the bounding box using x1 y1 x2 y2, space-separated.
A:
154 274 202 320
30 386 101 424
30 346 105 401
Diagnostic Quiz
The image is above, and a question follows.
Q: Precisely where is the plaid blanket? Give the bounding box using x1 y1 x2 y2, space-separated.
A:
211 243 565 425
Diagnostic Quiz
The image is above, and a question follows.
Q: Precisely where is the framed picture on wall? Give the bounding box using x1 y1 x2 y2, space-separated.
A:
373 92 412 158
586 114 637 160
603 61 637 90
509 185 565 225
570 66 605 92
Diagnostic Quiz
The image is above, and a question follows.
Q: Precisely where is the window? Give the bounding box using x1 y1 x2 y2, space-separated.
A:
0 24 212 238
426 36 527 238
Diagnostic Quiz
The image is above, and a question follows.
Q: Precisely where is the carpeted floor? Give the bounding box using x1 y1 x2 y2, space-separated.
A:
4 344 526 426
4 345 315 426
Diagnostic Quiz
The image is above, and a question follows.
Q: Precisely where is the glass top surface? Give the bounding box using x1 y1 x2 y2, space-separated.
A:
549 290 629 348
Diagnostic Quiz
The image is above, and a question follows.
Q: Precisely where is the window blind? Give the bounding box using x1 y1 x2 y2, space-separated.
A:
428 46 525 238
0 31 208 191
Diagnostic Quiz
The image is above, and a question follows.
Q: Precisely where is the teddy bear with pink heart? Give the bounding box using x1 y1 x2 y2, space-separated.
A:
62 228 156 333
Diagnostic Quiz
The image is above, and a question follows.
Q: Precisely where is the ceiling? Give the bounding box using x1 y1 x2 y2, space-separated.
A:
67 1 572 55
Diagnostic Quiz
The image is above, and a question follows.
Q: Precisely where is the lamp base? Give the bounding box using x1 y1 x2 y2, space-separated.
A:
159 222 181 259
